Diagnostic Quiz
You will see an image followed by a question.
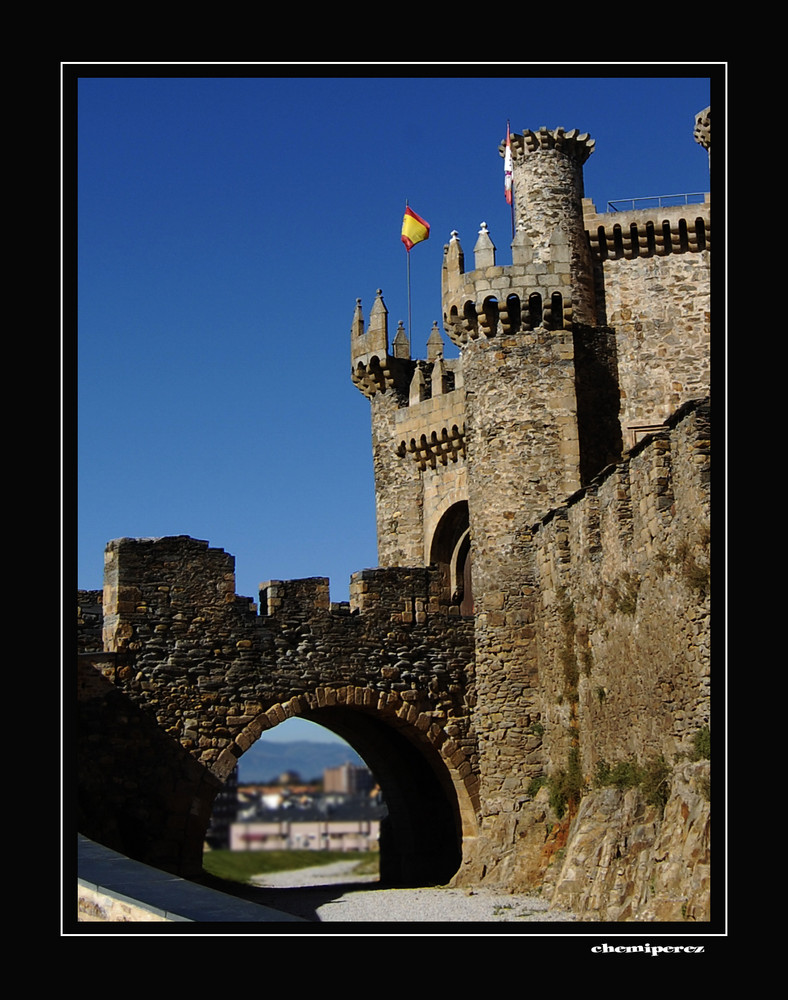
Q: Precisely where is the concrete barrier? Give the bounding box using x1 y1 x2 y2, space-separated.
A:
77 835 305 923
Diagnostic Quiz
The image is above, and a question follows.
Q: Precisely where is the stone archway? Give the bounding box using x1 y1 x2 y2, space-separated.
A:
429 501 473 616
228 689 479 887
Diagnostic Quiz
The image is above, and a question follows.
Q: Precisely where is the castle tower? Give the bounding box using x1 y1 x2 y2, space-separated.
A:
441 126 607 550
353 122 619 815
351 290 468 579
449 131 607 810
442 128 598 347
508 126 598 325
352 125 611 617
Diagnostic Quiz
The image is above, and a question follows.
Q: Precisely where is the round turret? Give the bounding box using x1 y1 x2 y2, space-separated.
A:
506 126 597 325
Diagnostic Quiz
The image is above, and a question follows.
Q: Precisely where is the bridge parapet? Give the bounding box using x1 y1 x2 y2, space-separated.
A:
78 539 479 880
349 565 457 620
259 577 330 617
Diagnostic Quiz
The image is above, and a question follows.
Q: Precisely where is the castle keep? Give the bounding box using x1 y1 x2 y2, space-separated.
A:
77 107 711 921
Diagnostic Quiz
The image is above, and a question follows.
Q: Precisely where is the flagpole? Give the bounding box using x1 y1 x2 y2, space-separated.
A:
401 200 429 341
406 244 412 339
505 120 515 240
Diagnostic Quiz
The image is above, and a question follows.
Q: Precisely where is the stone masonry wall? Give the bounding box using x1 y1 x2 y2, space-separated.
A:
582 198 711 446
606 251 710 443
370 387 426 567
462 327 582 826
79 548 477 875
94 542 478 777
77 590 103 652
393 384 467 564
535 398 710 776
454 398 710 918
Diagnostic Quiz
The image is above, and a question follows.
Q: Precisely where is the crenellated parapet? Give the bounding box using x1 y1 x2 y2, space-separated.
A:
507 125 596 165
351 291 398 398
438 126 601 347
441 226 576 348
583 198 711 261
394 321 466 471
395 411 466 472
351 290 466 426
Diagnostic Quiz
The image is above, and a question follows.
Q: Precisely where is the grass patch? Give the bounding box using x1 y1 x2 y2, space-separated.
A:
691 726 710 760
594 755 671 814
548 746 584 819
202 849 377 884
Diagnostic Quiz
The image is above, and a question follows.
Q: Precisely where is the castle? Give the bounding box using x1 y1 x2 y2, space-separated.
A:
77 106 711 921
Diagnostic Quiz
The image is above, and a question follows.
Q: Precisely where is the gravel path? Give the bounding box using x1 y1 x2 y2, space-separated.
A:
248 861 577 923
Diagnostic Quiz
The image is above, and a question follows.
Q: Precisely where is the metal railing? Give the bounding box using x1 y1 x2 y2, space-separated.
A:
606 193 707 212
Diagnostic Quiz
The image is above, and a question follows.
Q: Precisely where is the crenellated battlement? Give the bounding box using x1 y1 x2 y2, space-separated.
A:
350 289 469 413
395 341 466 471
258 577 331 618
583 197 711 260
505 125 596 165
441 225 576 348
350 291 406 398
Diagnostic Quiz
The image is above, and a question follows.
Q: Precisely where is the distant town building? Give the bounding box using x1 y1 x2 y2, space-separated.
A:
230 815 382 853
323 762 375 795
229 763 385 851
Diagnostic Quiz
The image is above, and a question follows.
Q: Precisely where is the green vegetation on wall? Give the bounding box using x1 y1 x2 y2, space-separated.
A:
691 725 710 760
594 755 671 813
547 745 585 819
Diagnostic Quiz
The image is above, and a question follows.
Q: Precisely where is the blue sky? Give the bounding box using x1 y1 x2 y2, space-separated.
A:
73 68 717 741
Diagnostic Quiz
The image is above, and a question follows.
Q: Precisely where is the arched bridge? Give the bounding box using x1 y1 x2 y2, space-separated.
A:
77 536 478 884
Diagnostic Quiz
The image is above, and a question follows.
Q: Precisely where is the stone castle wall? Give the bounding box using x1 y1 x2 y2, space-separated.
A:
459 398 709 809
534 398 710 774
93 542 477 774
452 399 710 920
584 197 711 443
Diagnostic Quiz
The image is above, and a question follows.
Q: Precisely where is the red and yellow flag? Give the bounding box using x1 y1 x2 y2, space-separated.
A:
401 206 430 251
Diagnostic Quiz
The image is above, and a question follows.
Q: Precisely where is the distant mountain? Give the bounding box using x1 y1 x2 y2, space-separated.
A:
237 739 366 784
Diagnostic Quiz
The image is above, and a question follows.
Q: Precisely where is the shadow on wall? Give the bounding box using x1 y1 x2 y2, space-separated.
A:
77 657 222 878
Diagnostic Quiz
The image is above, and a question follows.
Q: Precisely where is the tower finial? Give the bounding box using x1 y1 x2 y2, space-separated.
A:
393 320 411 359
427 321 444 361
474 222 496 269
351 297 364 338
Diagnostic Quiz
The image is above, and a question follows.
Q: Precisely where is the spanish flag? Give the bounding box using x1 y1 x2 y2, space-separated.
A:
401 206 430 251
